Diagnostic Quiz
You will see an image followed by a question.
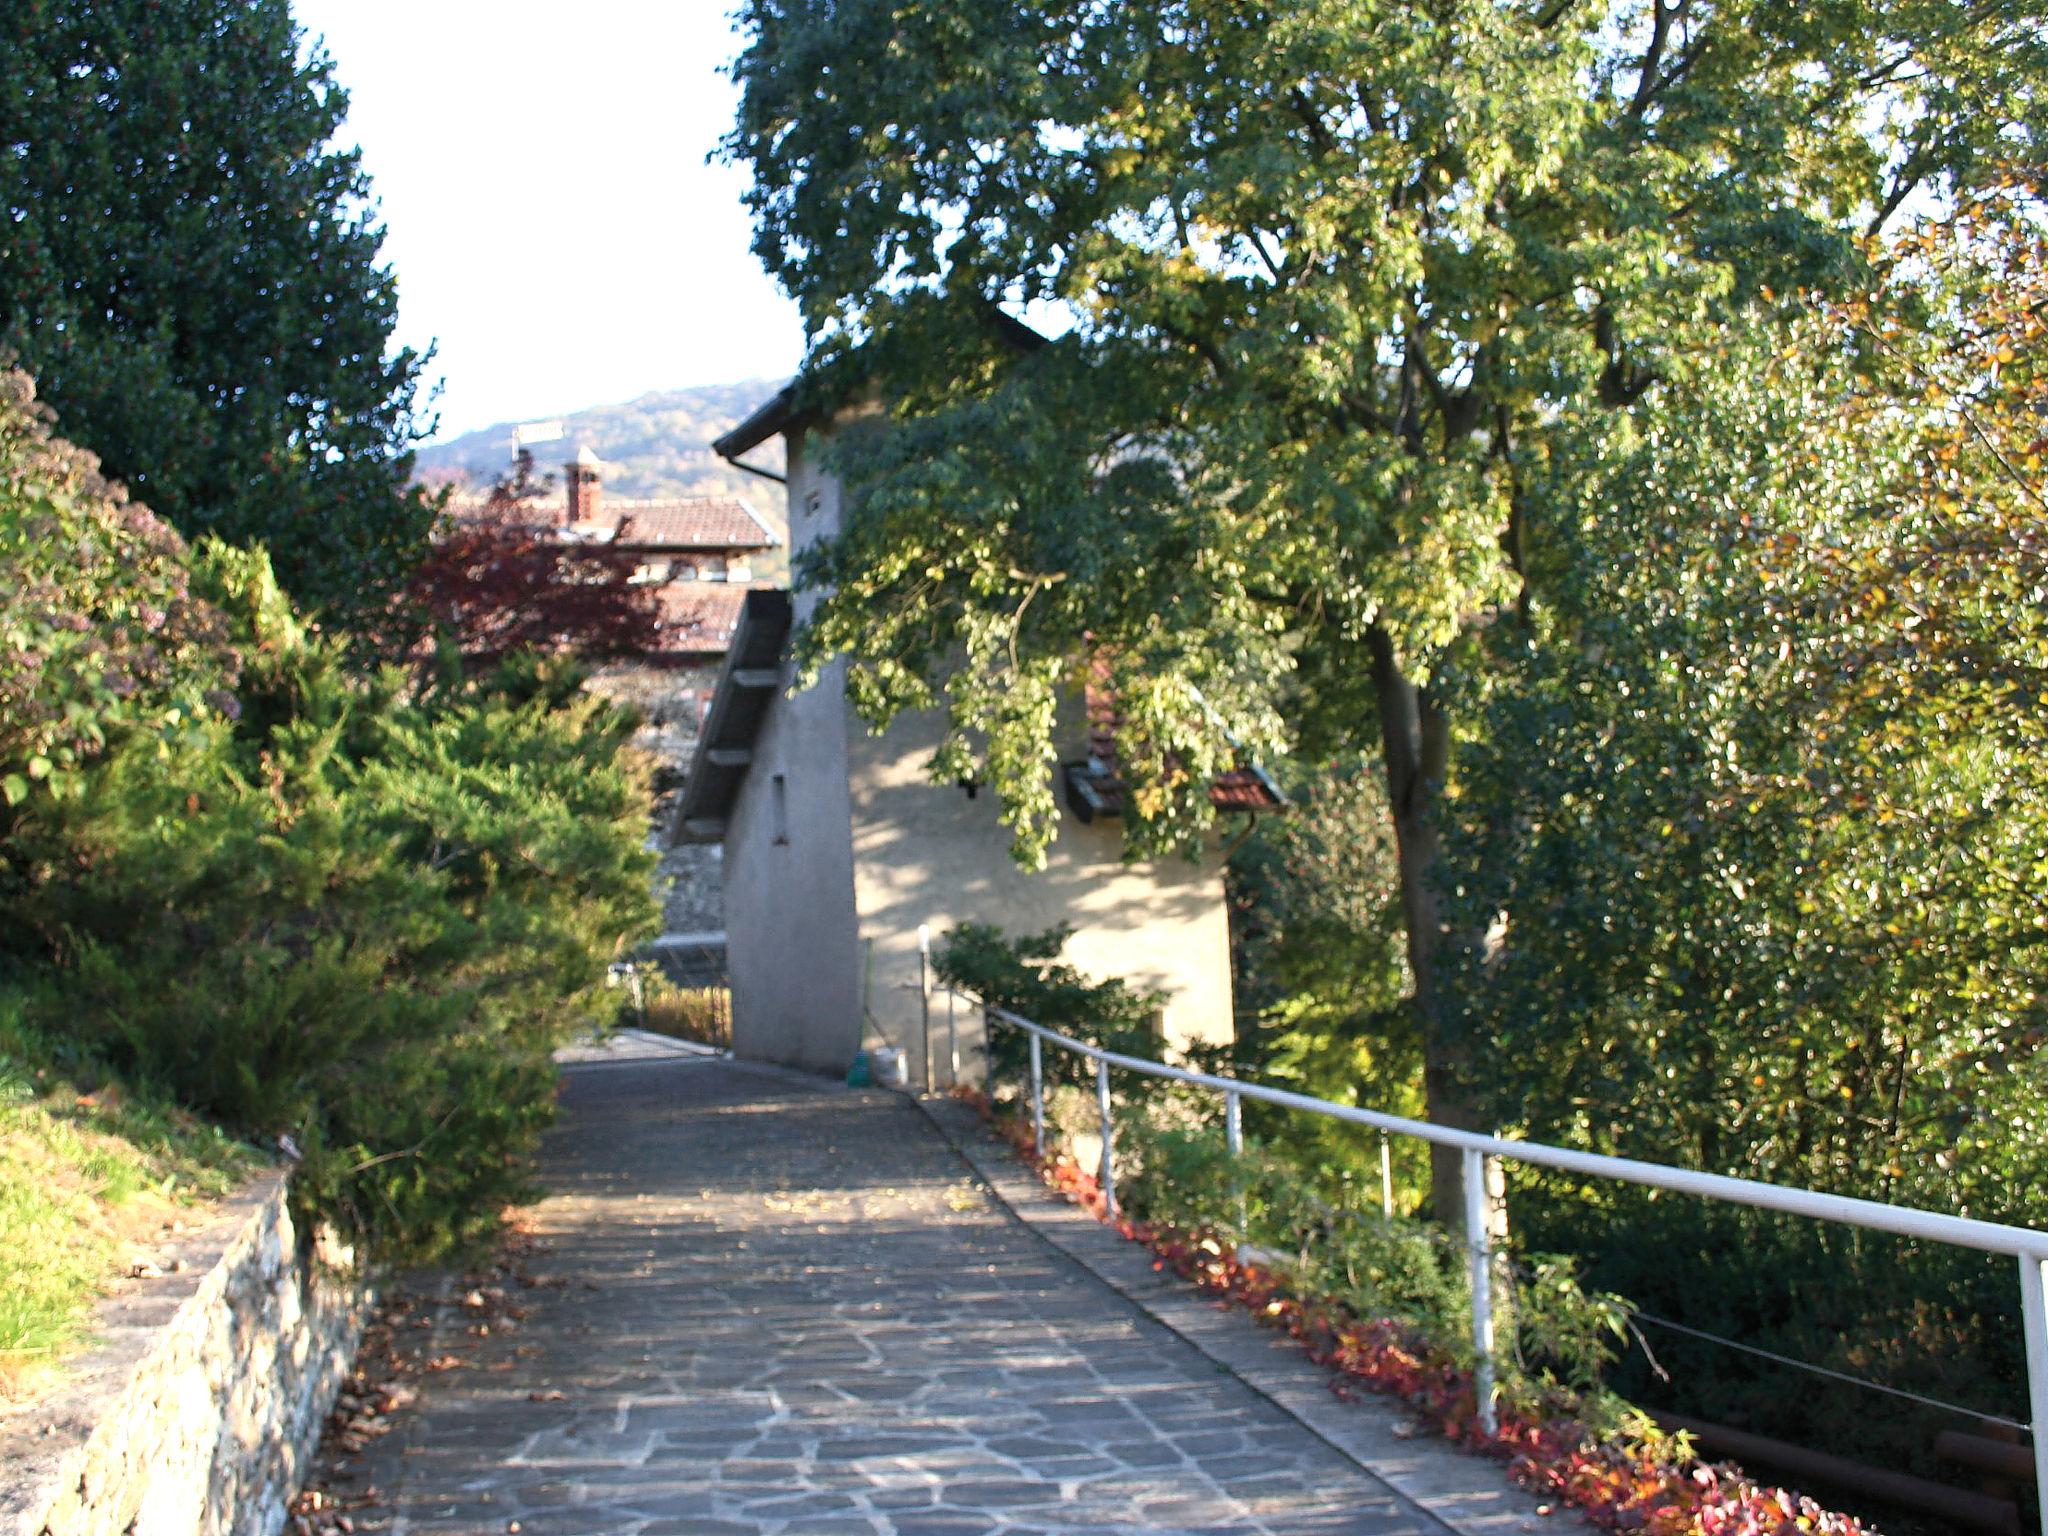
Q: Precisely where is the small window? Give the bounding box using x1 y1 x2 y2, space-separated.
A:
804 490 822 520
771 773 789 846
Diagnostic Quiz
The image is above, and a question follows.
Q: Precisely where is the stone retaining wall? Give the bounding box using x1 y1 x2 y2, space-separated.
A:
0 1171 370 1536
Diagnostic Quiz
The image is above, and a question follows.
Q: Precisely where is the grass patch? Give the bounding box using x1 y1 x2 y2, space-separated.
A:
0 1018 256 1396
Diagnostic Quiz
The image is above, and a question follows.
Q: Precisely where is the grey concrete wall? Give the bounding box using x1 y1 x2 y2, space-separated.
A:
0 1172 369 1536
723 427 863 1075
847 706 1238 1089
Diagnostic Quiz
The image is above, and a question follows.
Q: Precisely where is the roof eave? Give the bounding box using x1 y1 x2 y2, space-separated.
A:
669 589 795 845
712 384 800 462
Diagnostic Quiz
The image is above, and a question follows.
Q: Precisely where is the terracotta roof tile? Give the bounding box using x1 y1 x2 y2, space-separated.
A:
656 583 761 656
445 493 780 551
576 497 780 551
1072 672 1286 816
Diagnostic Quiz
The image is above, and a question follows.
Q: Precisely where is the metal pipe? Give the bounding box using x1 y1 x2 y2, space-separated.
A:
973 1002 2048 1263
1464 1147 1498 1436
2021 1254 2048 1536
1096 1058 1118 1221
962 988 2048 1487
947 987 959 1088
1226 1090 1245 1235
1380 1133 1394 1218
917 925 933 1094
1029 1032 1045 1159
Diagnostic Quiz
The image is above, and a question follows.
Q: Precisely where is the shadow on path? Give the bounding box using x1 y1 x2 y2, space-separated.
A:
352 1055 1469 1536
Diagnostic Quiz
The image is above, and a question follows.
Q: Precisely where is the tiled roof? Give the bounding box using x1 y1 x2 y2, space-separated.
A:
575 498 780 551
655 583 764 656
1066 672 1286 819
443 493 779 551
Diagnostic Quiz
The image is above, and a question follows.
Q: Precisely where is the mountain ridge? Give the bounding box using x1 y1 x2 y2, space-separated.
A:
413 378 790 526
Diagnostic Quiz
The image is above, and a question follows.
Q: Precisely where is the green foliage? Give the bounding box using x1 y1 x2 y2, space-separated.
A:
934 921 1170 1089
1227 759 1426 1196
0 369 233 807
0 0 435 618
729 0 2043 864
0 378 661 1265
1437 226 2048 1464
1114 1110 1630 1411
1443 289 2046 1212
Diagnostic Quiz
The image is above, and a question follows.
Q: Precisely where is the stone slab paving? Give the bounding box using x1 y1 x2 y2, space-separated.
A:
351 1049 1554 1536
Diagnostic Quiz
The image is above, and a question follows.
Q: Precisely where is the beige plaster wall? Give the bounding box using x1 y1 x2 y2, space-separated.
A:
846 706 1237 1090
722 415 1237 1082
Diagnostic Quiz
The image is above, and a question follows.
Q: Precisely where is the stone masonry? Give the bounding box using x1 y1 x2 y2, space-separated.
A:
344 1045 1501 1535
587 660 725 935
0 1172 371 1536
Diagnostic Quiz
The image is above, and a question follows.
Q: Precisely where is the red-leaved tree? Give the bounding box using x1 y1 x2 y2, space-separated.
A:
398 451 680 666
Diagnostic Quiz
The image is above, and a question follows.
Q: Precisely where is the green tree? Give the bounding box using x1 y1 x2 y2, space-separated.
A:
1443 186 2047 1213
726 0 2044 1213
0 0 434 618
1430 193 2048 1466
0 368 233 810
0 369 660 1263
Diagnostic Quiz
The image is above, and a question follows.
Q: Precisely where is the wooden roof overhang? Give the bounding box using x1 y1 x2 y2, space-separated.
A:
670 588 794 845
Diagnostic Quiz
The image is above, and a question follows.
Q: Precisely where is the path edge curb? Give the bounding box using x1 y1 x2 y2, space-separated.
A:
912 1092 1577 1536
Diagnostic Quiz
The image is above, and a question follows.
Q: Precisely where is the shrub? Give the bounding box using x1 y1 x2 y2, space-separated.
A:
0 380 661 1265
934 921 1177 1091
0 368 233 807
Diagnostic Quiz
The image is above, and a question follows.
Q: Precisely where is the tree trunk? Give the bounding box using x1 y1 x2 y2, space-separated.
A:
1368 624 1482 1224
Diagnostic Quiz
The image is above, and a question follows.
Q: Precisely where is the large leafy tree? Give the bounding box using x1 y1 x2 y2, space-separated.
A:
727 0 2043 1214
1438 191 2047 1458
0 0 434 617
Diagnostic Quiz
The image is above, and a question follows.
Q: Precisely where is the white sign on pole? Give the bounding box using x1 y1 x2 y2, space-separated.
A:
512 420 565 450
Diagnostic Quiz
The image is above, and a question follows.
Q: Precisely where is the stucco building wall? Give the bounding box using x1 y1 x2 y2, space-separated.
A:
736 420 1234 1084
846 707 1237 1087
721 437 863 1074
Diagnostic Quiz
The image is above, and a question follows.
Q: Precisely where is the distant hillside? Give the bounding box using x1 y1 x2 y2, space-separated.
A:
414 379 790 527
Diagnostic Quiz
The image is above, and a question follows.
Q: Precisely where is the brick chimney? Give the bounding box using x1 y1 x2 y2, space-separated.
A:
564 445 603 526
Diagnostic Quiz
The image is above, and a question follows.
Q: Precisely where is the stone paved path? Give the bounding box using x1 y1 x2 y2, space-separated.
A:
354 1047 1462 1536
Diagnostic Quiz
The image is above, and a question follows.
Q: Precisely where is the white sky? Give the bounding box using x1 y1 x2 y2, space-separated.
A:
291 0 808 443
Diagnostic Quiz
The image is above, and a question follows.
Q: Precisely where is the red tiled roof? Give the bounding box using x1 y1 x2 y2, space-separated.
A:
575 498 780 551
444 493 779 551
656 583 761 656
1071 672 1286 816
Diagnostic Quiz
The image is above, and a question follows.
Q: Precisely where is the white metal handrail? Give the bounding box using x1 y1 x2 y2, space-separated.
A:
946 986 2048 1526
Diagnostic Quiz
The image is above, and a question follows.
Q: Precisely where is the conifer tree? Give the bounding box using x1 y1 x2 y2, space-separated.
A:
0 0 433 618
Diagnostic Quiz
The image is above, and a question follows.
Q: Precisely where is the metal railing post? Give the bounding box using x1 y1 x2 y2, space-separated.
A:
1096 1057 1118 1220
2021 1254 2048 1536
1226 1089 1245 1234
947 987 959 1088
1029 1032 1045 1158
917 925 933 1094
1463 1146 1498 1436
1380 1133 1394 1219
